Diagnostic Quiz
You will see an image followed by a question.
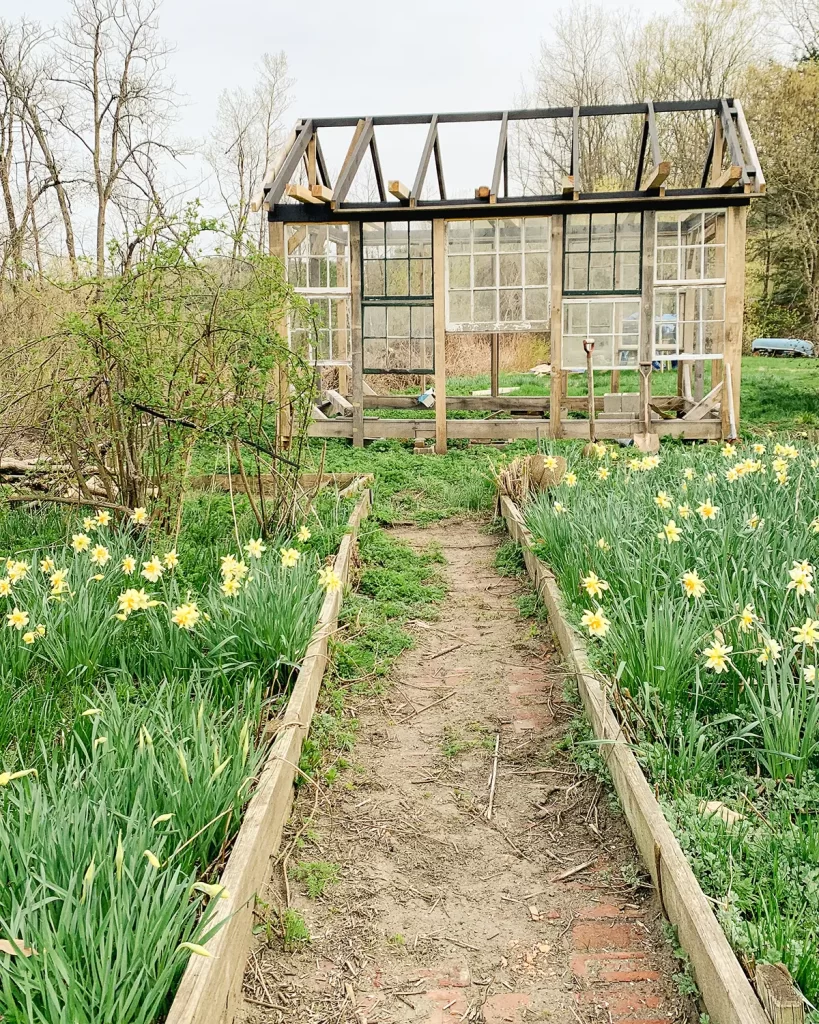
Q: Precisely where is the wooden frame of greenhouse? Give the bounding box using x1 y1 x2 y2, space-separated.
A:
257 98 764 452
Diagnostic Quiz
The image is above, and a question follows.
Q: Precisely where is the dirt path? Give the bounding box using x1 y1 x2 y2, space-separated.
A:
240 521 697 1024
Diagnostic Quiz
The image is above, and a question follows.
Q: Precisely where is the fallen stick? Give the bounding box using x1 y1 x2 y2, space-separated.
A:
430 642 462 660
551 857 597 882
484 733 501 819
397 690 455 723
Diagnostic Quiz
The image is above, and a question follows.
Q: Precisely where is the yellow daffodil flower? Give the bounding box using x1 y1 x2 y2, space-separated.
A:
143 850 161 869
747 513 762 530
39 557 55 574
245 538 266 559
758 637 782 664
787 561 815 598
0 579 11 597
297 525 312 543
544 455 558 470
564 472 577 487
752 443 766 455
677 504 691 519
177 941 211 957
721 443 736 457
697 501 719 520
0 768 37 786
596 538 610 550
141 557 164 583
553 501 568 514
580 606 610 638
680 570 705 599
703 640 732 673
71 533 91 553
22 631 35 645
318 566 343 593
7 561 28 583
121 556 136 574
132 507 149 524
7 608 29 631
82 517 97 532
171 602 201 630
94 509 111 528
658 520 682 543
89 545 110 566
163 550 179 569
581 571 609 599
654 491 672 510
596 467 609 480
805 666 817 683
792 619 819 646
738 604 756 631
221 577 242 597
280 547 300 568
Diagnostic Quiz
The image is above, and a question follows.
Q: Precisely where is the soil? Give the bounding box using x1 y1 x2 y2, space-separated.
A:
239 520 699 1024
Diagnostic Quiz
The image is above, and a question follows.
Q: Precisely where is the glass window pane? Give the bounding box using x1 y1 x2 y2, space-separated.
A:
362 222 385 258
474 254 496 288
363 306 386 337
590 213 615 251
589 252 614 291
589 300 613 333
411 306 433 338
410 221 432 257
616 212 641 251
656 248 678 281
526 288 549 322
681 212 703 246
288 257 307 287
704 245 725 280
409 258 432 296
655 291 678 319
565 253 588 291
683 246 702 280
385 222 408 258
473 290 496 322
328 258 348 289
615 251 640 291
499 253 522 287
364 336 387 370
656 212 679 245
565 214 590 252
314 331 331 362
449 290 471 322
447 220 471 253
286 225 308 257
499 289 523 321
386 259 409 296
701 286 725 321
565 302 588 335
473 219 496 251
704 211 726 245
388 337 410 370
308 225 328 255
307 257 327 288
524 217 550 250
498 218 522 251
363 260 385 296
387 305 410 338
525 251 549 287
448 255 470 289
704 321 724 354
563 335 586 368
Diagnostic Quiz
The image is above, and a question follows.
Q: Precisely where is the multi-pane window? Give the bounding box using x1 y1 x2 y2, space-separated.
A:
285 224 350 364
655 210 726 283
562 298 640 371
653 286 725 360
563 212 641 294
363 306 433 373
363 221 432 297
446 217 550 330
362 221 433 373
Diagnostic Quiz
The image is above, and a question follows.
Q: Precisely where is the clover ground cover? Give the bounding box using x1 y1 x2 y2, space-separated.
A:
525 440 819 1015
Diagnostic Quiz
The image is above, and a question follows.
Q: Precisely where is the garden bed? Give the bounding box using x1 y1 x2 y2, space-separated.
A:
503 438 819 1023
0 485 370 1023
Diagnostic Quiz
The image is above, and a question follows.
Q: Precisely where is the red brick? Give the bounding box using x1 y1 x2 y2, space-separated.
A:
545 909 562 919
599 967 661 984
509 668 546 684
571 952 652 982
483 992 530 1023
576 903 643 919
577 982 664 1014
571 921 646 951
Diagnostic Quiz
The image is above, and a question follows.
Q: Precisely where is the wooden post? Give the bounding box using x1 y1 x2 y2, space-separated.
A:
637 210 656 443
755 964 804 1024
338 363 349 396
433 219 447 454
337 294 349 396
585 343 596 443
549 216 564 438
722 204 747 437
268 221 292 445
610 369 620 393
490 332 500 397
349 221 364 448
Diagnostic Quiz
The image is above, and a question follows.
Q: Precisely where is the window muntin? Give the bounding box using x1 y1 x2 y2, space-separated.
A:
290 297 350 365
363 221 432 298
362 305 433 373
446 217 550 330
655 210 726 285
562 297 640 371
563 212 641 295
285 224 351 365
653 285 725 360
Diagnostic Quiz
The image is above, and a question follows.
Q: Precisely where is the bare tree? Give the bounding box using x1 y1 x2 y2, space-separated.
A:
773 0 819 57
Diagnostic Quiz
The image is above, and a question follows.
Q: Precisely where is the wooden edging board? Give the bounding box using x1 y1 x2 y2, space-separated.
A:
166 487 372 1024
499 495 772 1024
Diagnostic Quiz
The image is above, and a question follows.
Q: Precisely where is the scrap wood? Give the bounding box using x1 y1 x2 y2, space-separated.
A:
397 690 455 723
484 733 500 819
551 857 597 882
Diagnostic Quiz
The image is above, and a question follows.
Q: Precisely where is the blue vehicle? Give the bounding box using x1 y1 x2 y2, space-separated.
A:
752 337 815 358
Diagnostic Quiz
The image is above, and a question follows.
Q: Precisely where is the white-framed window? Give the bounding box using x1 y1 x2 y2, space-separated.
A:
655 210 726 285
363 305 433 373
564 211 641 294
285 224 351 365
562 297 640 371
653 285 725 360
446 217 550 331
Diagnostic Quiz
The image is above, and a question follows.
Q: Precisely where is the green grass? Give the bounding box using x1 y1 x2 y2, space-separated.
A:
291 860 340 898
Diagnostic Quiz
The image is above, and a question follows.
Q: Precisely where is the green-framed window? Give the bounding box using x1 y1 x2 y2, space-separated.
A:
563 212 641 295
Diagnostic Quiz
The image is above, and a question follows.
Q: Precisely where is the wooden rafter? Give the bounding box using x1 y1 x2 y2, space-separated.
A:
369 134 387 202
433 134 446 200
314 135 331 188
732 98 764 192
490 111 509 203
701 120 717 188
571 106 581 196
265 119 314 208
333 118 374 205
634 118 649 190
719 99 750 186
412 115 439 203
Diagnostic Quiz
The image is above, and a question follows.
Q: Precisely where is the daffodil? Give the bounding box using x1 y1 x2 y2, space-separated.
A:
35 624 45 636
596 466 609 480
143 850 161 869
564 472 577 487
627 457 642 471
703 640 732 673
792 619 819 646
655 491 672 510
71 533 91 553
658 520 682 543
677 503 691 519
581 571 609 599
581 606 610 638
192 882 228 900
171 602 201 630
725 467 739 483
297 525 312 543
553 501 568 514
592 442 607 459
220 577 242 597
747 513 762 530
772 457 788 474
121 555 136 575
738 604 756 632
683 467 695 481
0 768 36 786
39 557 55 574
22 631 35 645
141 557 164 583
89 545 110 567
6 608 29 631
245 538 266 559
721 443 736 457
680 570 705 599
805 666 817 683
705 472 716 484
776 470 789 486
117 588 151 616
787 561 815 598
7 561 28 583
758 637 782 664
318 566 342 593
0 579 12 597
544 455 558 470
596 538 610 551
132 507 149 525
82 517 97 532
177 941 211 957
697 501 719 521
280 547 300 568
163 550 179 569
49 568 69 595
94 509 111 528
810 516 819 535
